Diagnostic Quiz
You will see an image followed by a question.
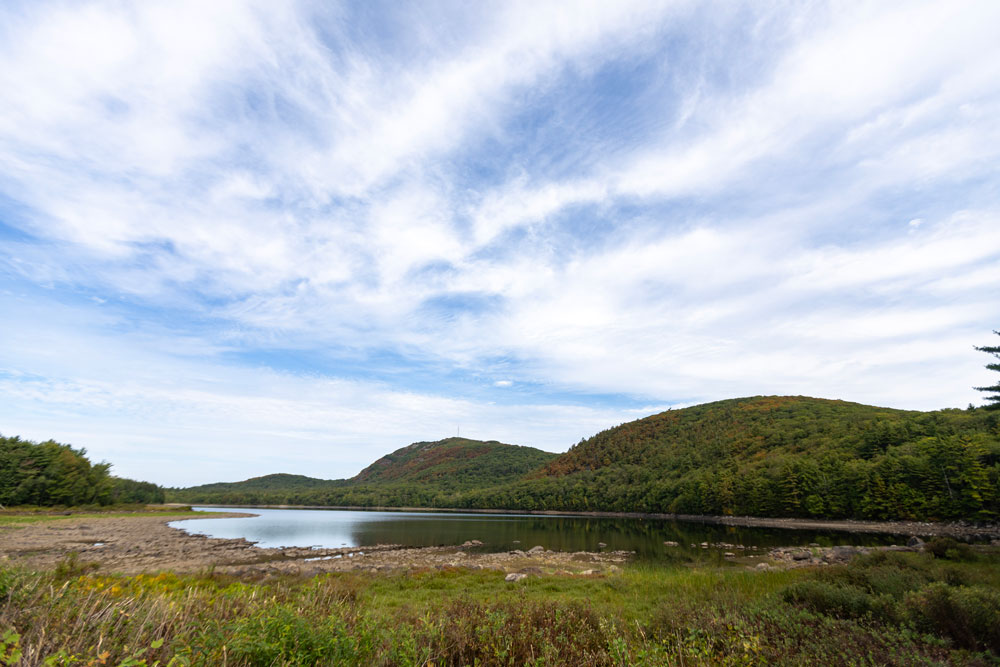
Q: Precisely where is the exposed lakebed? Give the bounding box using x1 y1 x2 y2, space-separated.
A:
173 506 904 558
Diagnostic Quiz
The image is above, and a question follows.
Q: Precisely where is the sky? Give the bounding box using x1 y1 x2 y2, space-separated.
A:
1 1 999 487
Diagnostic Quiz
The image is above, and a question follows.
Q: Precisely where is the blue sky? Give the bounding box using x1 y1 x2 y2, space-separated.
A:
1 1 998 486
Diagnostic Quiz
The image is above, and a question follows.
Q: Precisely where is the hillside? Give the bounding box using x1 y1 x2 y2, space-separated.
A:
169 397 1000 522
461 396 1000 520
353 437 557 487
177 473 343 497
169 438 556 505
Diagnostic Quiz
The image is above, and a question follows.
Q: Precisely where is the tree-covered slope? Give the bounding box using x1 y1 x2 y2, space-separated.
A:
169 438 557 505
353 437 557 487
460 396 1000 520
167 397 1000 522
177 473 344 497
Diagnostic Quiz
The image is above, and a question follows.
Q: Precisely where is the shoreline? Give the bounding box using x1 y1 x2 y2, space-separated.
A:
173 503 1000 540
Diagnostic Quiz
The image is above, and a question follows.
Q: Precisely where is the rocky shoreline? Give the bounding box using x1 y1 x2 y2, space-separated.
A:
2 512 995 580
0 513 631 578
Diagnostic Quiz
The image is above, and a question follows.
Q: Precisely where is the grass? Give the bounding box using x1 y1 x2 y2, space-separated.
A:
3 548 999 665
0 506 209 527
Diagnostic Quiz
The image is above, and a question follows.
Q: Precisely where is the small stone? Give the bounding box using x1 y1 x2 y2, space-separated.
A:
663 541 679 547
724 552 736 558
505 573 528 583
756 562 770 570
527 545 545 554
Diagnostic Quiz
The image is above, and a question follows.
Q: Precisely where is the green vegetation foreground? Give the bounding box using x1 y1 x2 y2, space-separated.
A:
2 546 999 665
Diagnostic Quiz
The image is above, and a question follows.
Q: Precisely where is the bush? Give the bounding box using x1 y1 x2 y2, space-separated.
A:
924 537 975 561
781 580 895 621
904 582 1000 653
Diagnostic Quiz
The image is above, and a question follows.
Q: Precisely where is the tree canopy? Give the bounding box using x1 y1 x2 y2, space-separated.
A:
0 434 165 506
975 330 1000 410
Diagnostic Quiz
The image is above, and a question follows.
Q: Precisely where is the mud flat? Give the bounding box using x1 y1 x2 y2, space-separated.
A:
0 513 631 577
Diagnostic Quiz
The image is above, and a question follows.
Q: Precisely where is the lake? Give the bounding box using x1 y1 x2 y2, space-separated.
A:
171 507 903 559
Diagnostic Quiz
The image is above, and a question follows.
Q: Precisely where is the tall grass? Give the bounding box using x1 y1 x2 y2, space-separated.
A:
2 551 998 665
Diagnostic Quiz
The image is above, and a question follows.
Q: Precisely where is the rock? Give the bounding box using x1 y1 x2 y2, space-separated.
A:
578 569 595 575
791 550 811 561
509 549 525 557
907 536 925 548
663 541 679 547
724 552 736 558
461 540 483 547
505 573 528 583
518 566 543 575
527 545 545 554
809 543 820 547
755 562 770 570
452 552 467 558
597 542 607 549
824 546 859 563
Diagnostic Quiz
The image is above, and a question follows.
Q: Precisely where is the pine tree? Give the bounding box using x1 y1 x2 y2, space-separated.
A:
974 330 1000 410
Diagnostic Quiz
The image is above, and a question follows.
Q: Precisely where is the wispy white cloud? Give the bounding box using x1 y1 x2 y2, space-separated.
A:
0 0 998 484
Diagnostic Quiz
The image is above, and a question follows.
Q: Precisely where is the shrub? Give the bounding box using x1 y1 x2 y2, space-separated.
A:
781 580 895 621
904 582 1000 653
924 537 975 561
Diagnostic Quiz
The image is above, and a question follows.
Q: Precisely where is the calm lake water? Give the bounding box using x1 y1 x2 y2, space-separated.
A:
170 507 902 559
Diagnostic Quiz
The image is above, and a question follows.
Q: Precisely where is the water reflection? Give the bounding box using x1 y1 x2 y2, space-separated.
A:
170 507 903 559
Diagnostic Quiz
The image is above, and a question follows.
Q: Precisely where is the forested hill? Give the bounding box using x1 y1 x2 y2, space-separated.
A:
169 438 557 505
168 397 1000 522
353 437 557 486
177 473 345 497
464 396 1000 520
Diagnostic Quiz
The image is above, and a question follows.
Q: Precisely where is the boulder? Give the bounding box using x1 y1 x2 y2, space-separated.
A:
505 573 528 583
527 545 545 554
906 536 925 548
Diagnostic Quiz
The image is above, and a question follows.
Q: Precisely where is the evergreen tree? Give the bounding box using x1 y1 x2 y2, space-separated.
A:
974 331 1000 410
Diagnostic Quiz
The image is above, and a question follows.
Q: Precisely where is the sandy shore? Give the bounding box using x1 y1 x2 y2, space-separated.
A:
0 513 631 577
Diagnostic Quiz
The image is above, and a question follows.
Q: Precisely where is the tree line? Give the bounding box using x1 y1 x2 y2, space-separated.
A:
0 435 165 506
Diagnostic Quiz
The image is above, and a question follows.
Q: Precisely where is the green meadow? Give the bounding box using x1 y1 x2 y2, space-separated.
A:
2 546 998 665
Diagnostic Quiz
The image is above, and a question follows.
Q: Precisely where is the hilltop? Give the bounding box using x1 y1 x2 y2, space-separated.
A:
169 437 556 505
353 437 557 488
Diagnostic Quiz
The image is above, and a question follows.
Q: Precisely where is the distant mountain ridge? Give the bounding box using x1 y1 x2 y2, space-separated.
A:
169 396 1000 522
173 437 557 500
